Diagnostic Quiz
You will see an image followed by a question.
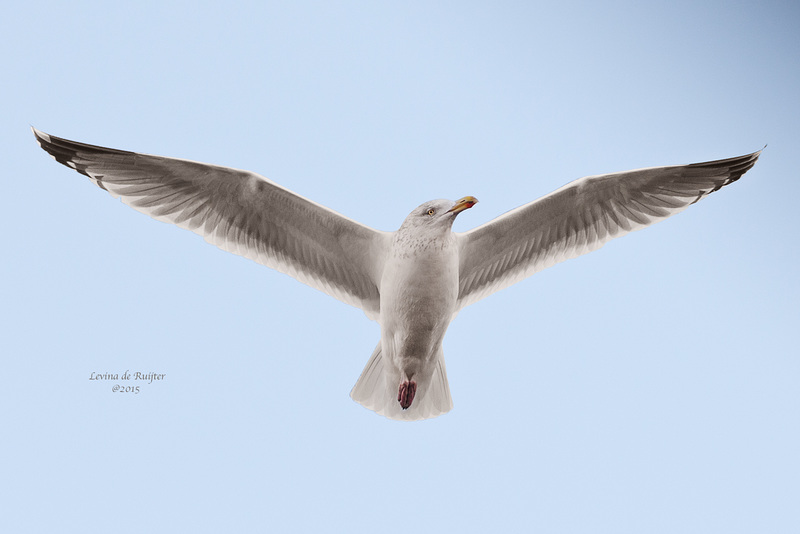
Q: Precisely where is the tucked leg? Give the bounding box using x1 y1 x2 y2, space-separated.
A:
398 380 417 410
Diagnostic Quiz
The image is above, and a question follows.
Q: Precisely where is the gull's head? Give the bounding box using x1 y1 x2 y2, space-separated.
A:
399 196 478 233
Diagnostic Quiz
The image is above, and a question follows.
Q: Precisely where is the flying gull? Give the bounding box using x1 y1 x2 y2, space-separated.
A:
32 128 761 420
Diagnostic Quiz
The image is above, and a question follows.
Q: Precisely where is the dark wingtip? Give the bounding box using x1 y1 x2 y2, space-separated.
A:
31 126 50 147
682 148 763 203
32 128 95 180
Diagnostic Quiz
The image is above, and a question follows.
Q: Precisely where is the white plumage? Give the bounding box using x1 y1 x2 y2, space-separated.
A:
33 127 761 420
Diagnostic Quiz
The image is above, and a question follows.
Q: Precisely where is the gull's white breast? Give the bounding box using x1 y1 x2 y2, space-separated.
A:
379 232 459 380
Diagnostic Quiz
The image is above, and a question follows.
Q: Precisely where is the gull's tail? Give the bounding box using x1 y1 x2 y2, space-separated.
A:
350 342 453 421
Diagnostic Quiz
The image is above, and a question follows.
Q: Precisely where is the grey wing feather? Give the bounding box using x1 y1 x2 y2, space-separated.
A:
33 128 389 318
456 150 762 310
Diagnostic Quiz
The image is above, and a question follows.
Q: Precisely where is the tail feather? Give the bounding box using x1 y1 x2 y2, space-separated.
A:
350 342 453 421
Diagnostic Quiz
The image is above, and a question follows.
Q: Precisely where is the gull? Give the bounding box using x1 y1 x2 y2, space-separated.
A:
32 128 761 421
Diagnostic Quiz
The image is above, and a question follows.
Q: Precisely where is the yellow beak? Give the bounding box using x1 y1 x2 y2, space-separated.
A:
447 196 478 214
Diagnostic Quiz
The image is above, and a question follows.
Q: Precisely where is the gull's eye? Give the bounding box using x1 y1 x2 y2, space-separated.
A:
427 208 436 216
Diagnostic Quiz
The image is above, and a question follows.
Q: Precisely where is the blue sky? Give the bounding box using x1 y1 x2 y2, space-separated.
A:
3 1 799 532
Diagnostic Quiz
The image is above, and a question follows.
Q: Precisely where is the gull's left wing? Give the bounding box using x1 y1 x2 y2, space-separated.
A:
455 150 762 310
33 128 390 319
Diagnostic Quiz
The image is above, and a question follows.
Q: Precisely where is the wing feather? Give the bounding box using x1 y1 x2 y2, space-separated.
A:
33 128 389 318
456 150 762 310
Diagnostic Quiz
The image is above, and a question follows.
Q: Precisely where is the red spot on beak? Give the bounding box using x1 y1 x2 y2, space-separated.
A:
448 196 478 214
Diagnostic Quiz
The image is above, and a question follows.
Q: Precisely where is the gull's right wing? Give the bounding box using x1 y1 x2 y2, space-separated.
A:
33 128 390 319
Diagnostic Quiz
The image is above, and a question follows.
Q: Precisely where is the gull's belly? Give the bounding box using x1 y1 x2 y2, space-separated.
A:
379 242 459 376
